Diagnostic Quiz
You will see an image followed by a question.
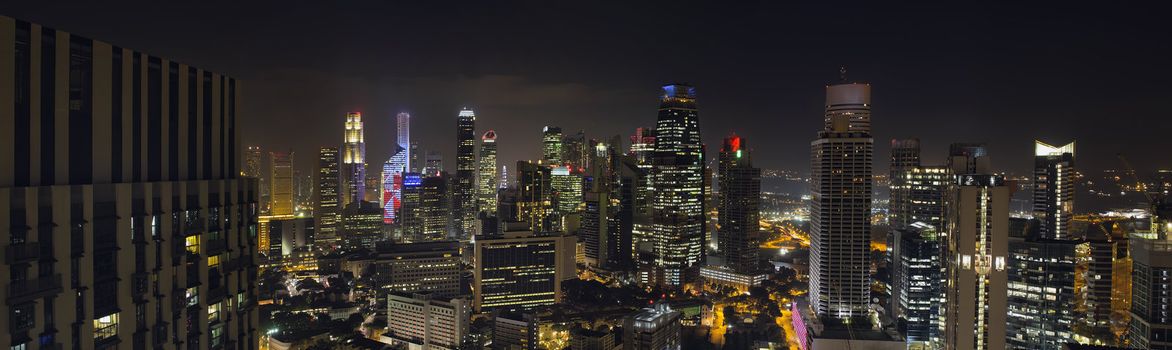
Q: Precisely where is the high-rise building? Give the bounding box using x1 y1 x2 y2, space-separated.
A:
947 143 989 176
563 130 587 169
245 145 263 177
478 130 499 217
381 144 408 224
622 303 683 350
1128 235 1172 349
809 81 873 320
0 16 259 349
384 292 471 350
270 150 295 215
942 174 1009 350
401 173 450 242
341 201 383 249
717 134 761 274
266 217 315 259
316 147 342 250
583 144 614 268
629 127 656 168
398 112 411 171
551 165 584 229
890 222 942 348
889 138 921 229
410 141 421 173
454 108 477 238
1033 140 1075 240
373 241 462 296
543 126 564 164
516 161 555 233
1005 237 1078 349
650 83 706 286
472 227 576 312
424 150 443 176
343 112 367 205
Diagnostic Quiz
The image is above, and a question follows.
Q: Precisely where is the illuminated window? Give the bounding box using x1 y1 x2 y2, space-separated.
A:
208 303 221 322
208 254 221 267
94 313 118 340
185 235 200 255
186 287 199 307
994 256 1006 271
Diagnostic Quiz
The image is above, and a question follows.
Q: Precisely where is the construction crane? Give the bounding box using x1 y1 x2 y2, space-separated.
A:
1116 153 1170 238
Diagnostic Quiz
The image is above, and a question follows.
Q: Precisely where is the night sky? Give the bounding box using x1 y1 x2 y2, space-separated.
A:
4 2 1170 177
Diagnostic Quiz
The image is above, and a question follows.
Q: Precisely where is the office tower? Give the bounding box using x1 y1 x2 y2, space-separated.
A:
622 303 683 350
245 145 263 177
424 151 443 176
517 161 555 233
266 217 315 259
0 16 259 349
563 130 587 169
942 174 1009 350
316 147 342 250
612 157 644 270
948 143 989 176
1128 235 1172 349
397 112 411 171
500 165 510 189
889 223 942 348
1076 235 1125 345
650 83 706 286
373 241 462 296
889 138 921 229
1005 237 1078 349
364 175 381 203
717 134 761 274
341 201 383 249
270 150 295 215
582 144 613 268
629 127 656 168
472 228 576 312
381 144 408 224
343 112 367 205
1034 140 1076 240
401 173 450 242
543 126 564 164
551 166 584 227
384 292 471 350
410 141 421 173
902 167 950 230
809 81 873 319
478 130 499 217
454 108 477 238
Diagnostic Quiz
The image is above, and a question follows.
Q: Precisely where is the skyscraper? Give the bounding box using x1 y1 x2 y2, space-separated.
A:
516 161 555 233
0 15 259 349
381 144 408 224
1033 140 1075 240
398 112 411 171
543 126 564 164
583 143 614 268
650 83 705 286
809 81 873 320
629 127 656 168
943 174 1009 350
454 108 477 238
717 134 761 275
402 173 450 242
316 147 342 250
343 111 367 205
1006 237 1078 349
1128 234 1172 349
379 112 412 224
563 130 587 169
245 145 263 177
342 200 384 249
478 130 499 218
424 150 443 176
551 165 584 230
472 228 576 312
270 150 295 215
890 222 942 348
889 138 921 229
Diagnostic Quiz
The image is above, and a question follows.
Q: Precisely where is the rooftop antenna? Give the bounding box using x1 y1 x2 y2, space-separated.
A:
840 66 847 82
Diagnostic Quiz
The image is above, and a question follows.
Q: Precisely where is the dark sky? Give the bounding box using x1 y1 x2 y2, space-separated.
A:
5 2 1171 177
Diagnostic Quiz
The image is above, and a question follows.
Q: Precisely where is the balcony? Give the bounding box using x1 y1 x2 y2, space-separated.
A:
207 285 227 303
131 272 150 302
7 274 63 304
5 242 42 264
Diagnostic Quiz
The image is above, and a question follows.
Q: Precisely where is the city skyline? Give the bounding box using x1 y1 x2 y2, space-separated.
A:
3 3 1169 178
